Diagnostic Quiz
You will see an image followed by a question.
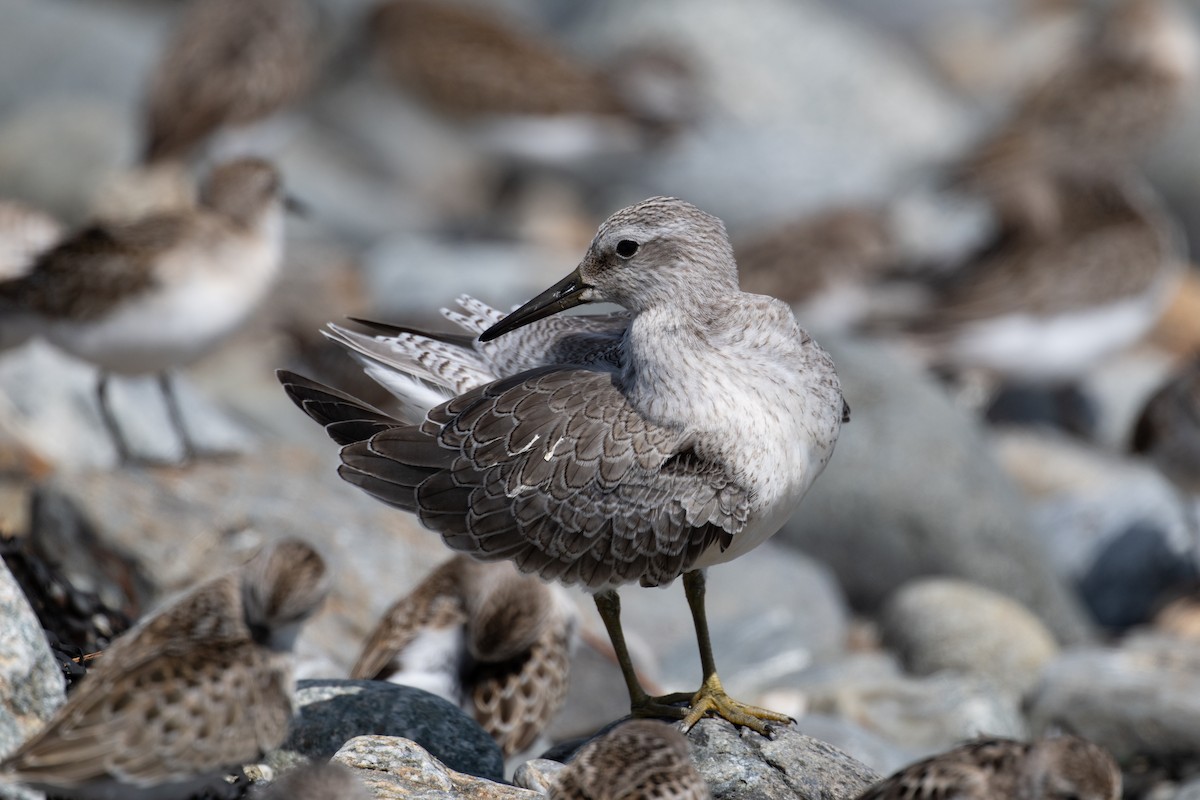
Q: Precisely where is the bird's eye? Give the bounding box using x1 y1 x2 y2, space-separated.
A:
615 239 639 258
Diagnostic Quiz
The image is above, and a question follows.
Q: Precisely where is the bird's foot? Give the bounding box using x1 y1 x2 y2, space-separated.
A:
679 674 792 735
630 691 690 721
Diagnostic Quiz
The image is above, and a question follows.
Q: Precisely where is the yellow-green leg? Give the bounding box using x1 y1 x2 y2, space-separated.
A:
592 590 690 719
678 569 792 734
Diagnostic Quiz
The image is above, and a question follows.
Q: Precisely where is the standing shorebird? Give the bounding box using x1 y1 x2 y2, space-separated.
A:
351 555 577 757
0 158 287 463
142 0 318 165
854 736 1120 800
547 720 710 800
0 538 330 800
280 196 846 733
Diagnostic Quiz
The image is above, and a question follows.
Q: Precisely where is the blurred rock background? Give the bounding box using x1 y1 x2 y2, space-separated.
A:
1 0 1200 798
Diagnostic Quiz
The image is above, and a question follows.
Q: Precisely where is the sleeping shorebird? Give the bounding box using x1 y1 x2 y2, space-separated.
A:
367 0 698 164
0 158 287 463
280 196 846 734
906 173 1181 385
548 720 710 800
142 0 318 165
854 736 1120 800
0 538 329 800
351 555 577 757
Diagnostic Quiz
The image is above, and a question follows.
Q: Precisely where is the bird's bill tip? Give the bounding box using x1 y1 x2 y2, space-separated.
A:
478 268 591 342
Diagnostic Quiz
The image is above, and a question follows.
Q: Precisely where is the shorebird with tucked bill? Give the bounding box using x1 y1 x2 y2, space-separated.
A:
854 736 1120 800
0 538 329 800
904 173 1181 385
280 196 846 734
548 720 710 800
0 158 288 463
351 554 577 757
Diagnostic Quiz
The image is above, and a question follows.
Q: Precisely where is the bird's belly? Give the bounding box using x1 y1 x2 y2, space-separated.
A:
946 288 1169 380
44 272 269 374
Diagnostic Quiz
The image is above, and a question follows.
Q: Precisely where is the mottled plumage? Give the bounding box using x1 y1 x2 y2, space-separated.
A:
0 538 329 800
548 720 710 800
855 736 1120 800
1131 356 1200 493
0 158 286 461
281 196 843 732
143 0 317 164
352 555 576 756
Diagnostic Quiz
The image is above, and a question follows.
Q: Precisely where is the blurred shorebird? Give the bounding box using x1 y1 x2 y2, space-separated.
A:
903 173 1181 385
0 158 287 463
280 196 845 734
367 0 699 165
954 0 1198 237
854 736 1121 800
142 0 318 165
548 720 710 800
351 555 577 757
735 207 901 333
0 538 329 800
1131 356 1200 493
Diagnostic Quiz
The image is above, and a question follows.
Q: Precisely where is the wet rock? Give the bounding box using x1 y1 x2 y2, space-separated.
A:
1026 635 1200 764
332 735 537 800
0 556 64 760
280 681 505 783
780 335 1093 644
881 577 1058 693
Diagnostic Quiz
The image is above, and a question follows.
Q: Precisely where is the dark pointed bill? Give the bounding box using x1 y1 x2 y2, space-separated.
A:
479 268 591 342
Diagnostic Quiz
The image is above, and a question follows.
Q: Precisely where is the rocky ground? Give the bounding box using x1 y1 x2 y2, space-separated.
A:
2 0 1200 799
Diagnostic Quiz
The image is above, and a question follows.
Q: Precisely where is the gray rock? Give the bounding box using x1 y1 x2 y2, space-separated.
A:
993 430 1199 630
798 653 1027 753
0 342 255 469
881 577 1059 693
332 735 538 800
511 758 565 793
280 681 505 782
780 335 1093 644
564 0 971 231
255 762 370 800
1026 635 1200 764
0 558 64 760
790 714 916 777
688 718 878 800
